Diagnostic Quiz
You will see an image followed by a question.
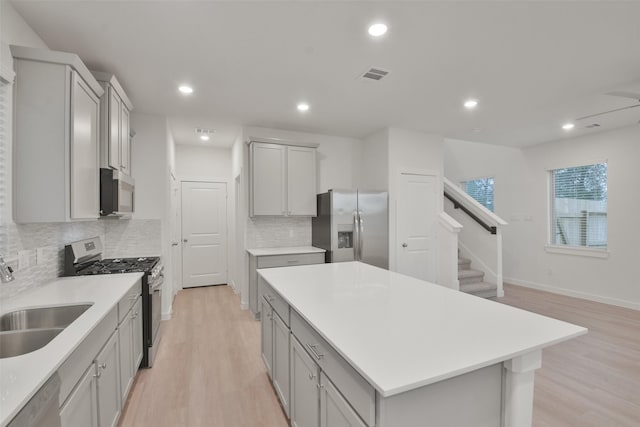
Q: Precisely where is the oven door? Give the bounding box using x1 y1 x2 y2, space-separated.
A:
148 272 164 366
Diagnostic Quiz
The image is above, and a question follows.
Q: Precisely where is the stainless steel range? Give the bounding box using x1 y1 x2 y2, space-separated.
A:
64 237 163 368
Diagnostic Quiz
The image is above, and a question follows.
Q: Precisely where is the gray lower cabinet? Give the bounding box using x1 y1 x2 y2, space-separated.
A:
60 331 120 427
249 251 325 317
261 297 274 377
290 337 320 427
320 373 366 427
132 297 144 370
95 332 121 427
118 296 143 401
272 312 290 417
59 366 99 427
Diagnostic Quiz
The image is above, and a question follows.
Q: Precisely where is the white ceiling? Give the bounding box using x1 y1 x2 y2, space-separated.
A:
11 1 640 147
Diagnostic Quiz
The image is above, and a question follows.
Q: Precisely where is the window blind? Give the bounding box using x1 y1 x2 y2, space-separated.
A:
550 163 607 248
461 177 494 212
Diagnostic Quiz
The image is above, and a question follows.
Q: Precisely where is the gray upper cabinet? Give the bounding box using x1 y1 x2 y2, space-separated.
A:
249 139 318 217
11 45 103 223
92 71 133 176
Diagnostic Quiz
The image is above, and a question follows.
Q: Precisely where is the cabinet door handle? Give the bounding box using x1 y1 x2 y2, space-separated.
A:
306 344 324 361
308 373 316 380
99 363 107 370
94 371 102 378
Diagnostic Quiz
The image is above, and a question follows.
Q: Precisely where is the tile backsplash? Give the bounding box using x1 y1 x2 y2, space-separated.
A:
1 219 161 300
246 216 311 249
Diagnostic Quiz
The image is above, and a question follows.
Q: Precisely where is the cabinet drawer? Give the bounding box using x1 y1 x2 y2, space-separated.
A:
258 276 289 326
118 280 141 323
291 310 375 426
257 253 324 269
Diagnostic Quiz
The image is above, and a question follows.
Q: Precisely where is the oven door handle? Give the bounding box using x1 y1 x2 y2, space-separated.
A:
149 276 164 293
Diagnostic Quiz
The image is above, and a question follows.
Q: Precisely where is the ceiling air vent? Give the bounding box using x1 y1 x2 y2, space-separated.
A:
585 123 601 129
195 128 215 136
360 67 390 81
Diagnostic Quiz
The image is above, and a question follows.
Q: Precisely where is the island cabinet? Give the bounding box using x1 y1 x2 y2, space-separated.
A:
260 292 291 417
92 72 133 175
248 247 325 318
249 140 318 217
10 45 104 223
258 262 587 427
259 276 374 427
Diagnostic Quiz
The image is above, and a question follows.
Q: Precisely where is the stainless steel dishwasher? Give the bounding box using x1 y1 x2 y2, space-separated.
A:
8 372 61 427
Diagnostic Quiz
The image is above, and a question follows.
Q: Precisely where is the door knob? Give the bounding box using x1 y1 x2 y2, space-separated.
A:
183 239 188 243
172 242 179 246
402 243 408 248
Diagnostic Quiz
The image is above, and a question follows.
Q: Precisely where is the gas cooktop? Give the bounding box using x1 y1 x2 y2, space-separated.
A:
76 257 160 275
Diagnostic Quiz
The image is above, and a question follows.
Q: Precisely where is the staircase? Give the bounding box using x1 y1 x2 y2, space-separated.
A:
458 257 497 298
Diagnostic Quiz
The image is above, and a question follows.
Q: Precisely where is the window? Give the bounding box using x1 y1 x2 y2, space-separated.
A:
550 163 607 249
461 177 494 212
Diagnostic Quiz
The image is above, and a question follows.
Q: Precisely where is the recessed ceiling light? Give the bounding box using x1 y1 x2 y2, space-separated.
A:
200 135 210 141
464 99 479 109
562 123 575 130
297 102 310 112
178 85 193 94
368 23 388 37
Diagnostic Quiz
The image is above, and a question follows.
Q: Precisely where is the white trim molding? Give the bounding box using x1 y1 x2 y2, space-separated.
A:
544 245 609 259
504 277 640 311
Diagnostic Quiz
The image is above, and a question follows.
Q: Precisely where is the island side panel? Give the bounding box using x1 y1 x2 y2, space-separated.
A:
376 363 503 427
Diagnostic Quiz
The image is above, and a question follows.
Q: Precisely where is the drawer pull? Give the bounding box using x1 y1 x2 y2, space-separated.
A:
306 344 324 361
309 373 316 380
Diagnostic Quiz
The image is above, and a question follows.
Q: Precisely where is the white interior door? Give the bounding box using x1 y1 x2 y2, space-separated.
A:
397 172 439 282
181 181 227 288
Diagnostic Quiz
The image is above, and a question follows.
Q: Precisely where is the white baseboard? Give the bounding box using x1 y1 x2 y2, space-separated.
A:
504 277 640 311
161 311 172 321
240 301 248 310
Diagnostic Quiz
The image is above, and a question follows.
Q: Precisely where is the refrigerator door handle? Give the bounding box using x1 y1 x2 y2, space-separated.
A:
353 211 360 261
358 210 364 261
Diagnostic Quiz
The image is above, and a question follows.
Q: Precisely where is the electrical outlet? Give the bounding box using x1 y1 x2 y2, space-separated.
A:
18 250 31 270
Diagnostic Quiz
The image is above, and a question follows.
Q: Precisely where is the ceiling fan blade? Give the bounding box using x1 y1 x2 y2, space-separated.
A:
605 91 640 100
575 104 640 121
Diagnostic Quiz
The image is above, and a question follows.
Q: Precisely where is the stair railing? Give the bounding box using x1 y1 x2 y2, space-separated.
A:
443 177 508 297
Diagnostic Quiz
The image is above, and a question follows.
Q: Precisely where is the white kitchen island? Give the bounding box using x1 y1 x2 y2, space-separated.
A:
257 262 587 427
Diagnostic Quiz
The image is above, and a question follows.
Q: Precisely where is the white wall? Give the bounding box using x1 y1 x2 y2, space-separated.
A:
131 113 167 220
445 126 640 308
358 128 389 190
175 145 232 180
0 2 47 49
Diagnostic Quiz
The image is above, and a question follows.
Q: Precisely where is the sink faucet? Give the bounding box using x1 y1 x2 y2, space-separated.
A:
0 255 14 283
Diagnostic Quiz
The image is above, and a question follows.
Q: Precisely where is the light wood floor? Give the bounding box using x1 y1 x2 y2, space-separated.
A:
119 284 640 427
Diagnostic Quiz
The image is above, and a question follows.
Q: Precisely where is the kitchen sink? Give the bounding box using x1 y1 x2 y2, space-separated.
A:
0 304 92 332
0 328 64 358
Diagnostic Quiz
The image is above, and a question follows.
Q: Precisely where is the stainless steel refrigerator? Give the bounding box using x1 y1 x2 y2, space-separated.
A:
312 189 388 269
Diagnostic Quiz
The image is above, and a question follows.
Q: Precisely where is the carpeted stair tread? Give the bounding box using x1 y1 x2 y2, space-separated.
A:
458 269 484 279
460 281 496 293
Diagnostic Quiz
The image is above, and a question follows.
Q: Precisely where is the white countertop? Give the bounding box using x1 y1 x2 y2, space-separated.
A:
0 273 143 426
258 262 587 397
246 246 325 256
